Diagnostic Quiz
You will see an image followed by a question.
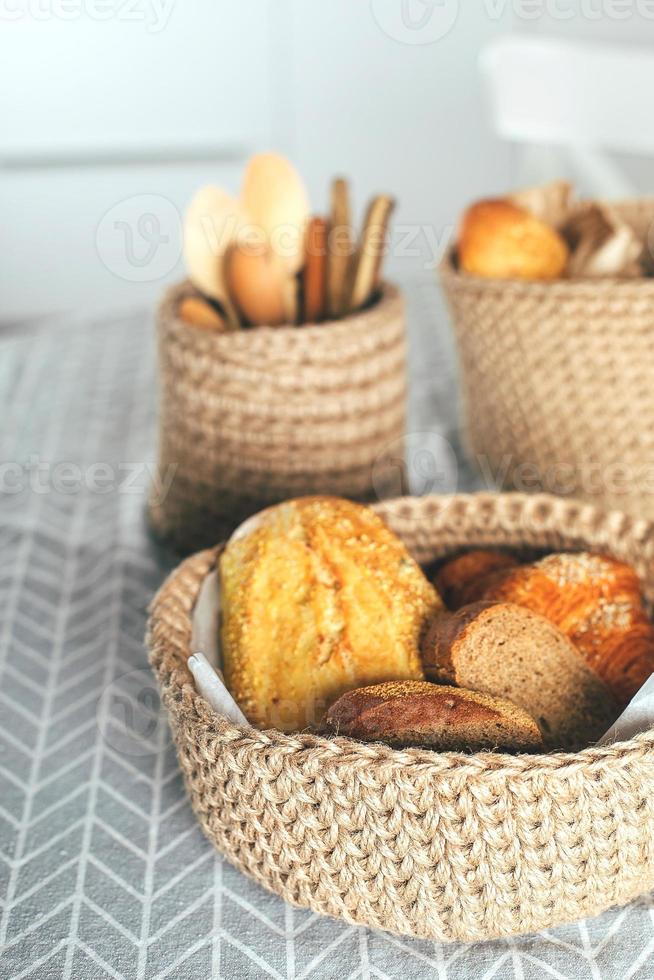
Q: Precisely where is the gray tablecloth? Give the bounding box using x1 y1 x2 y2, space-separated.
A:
1 281 653 979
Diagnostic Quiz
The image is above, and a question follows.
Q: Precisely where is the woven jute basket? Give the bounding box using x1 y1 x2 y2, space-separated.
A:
147 492 654 943
148 280 407 553
440 199 654 519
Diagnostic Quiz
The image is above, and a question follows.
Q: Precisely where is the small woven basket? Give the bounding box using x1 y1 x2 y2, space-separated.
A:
440 199 654 519
148 281 407 553
148 492 654 943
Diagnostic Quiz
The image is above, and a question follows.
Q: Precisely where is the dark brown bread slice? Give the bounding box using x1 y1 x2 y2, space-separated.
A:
325 679 542 752
421 601 617 750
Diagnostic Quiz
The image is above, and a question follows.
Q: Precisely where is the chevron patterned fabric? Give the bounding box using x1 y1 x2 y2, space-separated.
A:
1 284 653 978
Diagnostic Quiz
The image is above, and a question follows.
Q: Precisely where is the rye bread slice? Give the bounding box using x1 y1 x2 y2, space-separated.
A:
421 601 616 750
325 679 542 752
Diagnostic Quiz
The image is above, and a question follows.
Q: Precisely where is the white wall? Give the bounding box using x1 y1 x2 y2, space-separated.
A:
0 0 516 318
1 3 275 318
3 1 654 319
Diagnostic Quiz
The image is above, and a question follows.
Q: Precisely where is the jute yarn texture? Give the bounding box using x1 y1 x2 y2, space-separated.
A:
440 199 654 519
147 492 654 943
148 281 407 554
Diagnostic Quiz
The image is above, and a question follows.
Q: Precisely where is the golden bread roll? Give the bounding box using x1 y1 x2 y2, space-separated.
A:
431 549 518 610
219 497 441 731
325 679 542 752
421 601 616 750
479 552 654 707
458 199 569 280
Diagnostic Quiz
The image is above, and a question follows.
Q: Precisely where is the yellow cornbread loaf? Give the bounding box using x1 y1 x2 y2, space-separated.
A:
219 496 441 731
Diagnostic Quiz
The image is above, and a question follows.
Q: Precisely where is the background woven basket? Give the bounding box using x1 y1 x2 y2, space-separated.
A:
147 492 654 943
148 280 407 553
440 199 654 519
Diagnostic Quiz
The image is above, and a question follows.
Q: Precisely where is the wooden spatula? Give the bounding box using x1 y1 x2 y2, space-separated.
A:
349 194 395 312
302 216 329 323
327 178 354 318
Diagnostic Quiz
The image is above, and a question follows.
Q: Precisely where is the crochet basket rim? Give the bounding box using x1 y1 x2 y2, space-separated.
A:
161 277 401 345
148 491 654 775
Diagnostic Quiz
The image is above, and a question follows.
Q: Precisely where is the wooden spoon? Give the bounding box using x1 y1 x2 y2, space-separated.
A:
178 295 227 331
225 241 292 327
183 185 243 329
240 152 310 277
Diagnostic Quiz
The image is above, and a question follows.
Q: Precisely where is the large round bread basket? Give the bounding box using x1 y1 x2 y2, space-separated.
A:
147 492 654 943
148 280 406 553
440 199 654 519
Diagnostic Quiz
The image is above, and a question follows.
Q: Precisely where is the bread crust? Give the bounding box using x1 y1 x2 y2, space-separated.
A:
220 497 441 732
325 679 542 752
431 551 518 609
421 601 497 683
458 199 569 281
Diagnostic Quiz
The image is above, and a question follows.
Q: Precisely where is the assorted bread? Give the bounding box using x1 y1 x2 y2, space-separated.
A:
456 179 645 281
217 497 653 752
180 152 395 330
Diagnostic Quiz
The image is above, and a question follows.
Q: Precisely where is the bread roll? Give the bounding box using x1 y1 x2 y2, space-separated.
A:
325 679 542 752
421 601 615 749
431 550 518 610
479 552 654 706
458 199 569 280
219 497 441 732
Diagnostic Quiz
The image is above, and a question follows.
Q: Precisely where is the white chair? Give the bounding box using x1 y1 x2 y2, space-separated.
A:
480 35 654 197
